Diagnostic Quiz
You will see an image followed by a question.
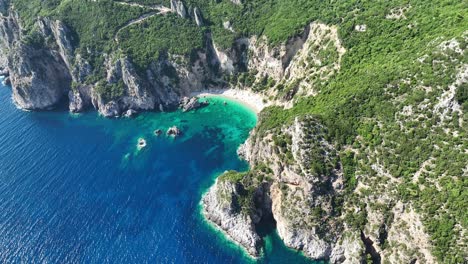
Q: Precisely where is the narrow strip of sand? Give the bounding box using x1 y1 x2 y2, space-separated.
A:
192 89 268 114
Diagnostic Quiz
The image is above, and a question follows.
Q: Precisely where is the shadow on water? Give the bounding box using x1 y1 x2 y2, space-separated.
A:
256 215 323 264
256 213 277 239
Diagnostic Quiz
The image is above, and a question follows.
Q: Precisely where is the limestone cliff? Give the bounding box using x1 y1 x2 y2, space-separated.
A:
203 116 366 262
202 175 270 257
0 1 344 116
0 13 71 109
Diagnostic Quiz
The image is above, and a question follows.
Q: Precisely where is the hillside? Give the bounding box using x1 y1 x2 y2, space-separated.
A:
0 0 467 263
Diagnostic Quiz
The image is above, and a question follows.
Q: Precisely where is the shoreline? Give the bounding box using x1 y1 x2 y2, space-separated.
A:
191 89 269 114
196 202 258 262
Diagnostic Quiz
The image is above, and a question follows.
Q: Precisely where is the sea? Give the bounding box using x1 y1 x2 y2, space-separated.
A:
0 78 318 263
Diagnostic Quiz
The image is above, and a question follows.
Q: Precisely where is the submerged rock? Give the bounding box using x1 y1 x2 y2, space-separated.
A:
166 126 182 137
154 129 163 136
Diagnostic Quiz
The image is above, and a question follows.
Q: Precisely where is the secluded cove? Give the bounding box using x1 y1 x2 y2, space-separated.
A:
0 83 316 263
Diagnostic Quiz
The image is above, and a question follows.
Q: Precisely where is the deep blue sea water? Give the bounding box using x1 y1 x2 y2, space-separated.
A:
0 78 317 263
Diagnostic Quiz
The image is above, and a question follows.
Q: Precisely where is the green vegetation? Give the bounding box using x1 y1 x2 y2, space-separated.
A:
118 14 204 70
94 80 125 101
456 83 468 111
218 167 273 215
247 1 467 262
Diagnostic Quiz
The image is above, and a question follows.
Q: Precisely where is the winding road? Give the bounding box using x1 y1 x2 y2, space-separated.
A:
114 1 173 42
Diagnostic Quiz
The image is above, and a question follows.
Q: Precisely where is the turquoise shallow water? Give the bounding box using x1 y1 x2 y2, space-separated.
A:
0 79 317 263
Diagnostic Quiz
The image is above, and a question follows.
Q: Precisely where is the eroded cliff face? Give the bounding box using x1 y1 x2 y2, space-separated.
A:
213 22 345 102
203 117 366 262
0 13 71 109
203 112 441 263
0 5 220 115
9 44 71 109
202 177 271 257
0 1 344 116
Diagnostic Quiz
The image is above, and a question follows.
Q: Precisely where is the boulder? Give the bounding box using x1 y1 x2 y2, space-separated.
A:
124 109 138 118
100 101 120 117
2 76 10 86
137 138 147 150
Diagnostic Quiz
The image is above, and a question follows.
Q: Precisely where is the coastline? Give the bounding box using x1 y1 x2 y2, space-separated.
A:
196 202 258 263
191 88 269 114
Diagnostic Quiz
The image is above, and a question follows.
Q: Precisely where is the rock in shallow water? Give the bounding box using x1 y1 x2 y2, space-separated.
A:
0 68 9 77
166 126 182 137
124 109 138 118
154 129 163 136
2 76 10 86
180 96 209 112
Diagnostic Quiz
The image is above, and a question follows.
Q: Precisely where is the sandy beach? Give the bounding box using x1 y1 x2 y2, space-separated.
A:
192 89 269 114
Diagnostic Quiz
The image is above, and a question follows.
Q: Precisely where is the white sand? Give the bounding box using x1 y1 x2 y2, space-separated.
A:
192 89 269 114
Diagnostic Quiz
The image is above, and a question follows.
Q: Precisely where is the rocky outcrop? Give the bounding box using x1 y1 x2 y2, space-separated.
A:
69 84 92 113
180 96 209 112
202 176 264 257
170 0 186 18
167 126 181 137
204 116 363 262
8 44 71 109
124 109 138 118
193 7 203 27
0 13 72 109
230 0 243 5
100 101 121 117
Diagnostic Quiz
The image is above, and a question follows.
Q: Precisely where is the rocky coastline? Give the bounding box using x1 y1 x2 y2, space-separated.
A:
0 1 449 263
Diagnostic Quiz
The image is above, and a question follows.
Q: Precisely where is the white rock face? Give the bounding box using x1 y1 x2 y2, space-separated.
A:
170 0 186 18
270 182 332 260
284 22 346 97
120 58 156 110
193 7 203 26
330 234 365 264
211 116 365 262
0 13 72 110
355 24 367 32
383 202 436 264
69 84 92 113
202 178 262 257
213 43 236 74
